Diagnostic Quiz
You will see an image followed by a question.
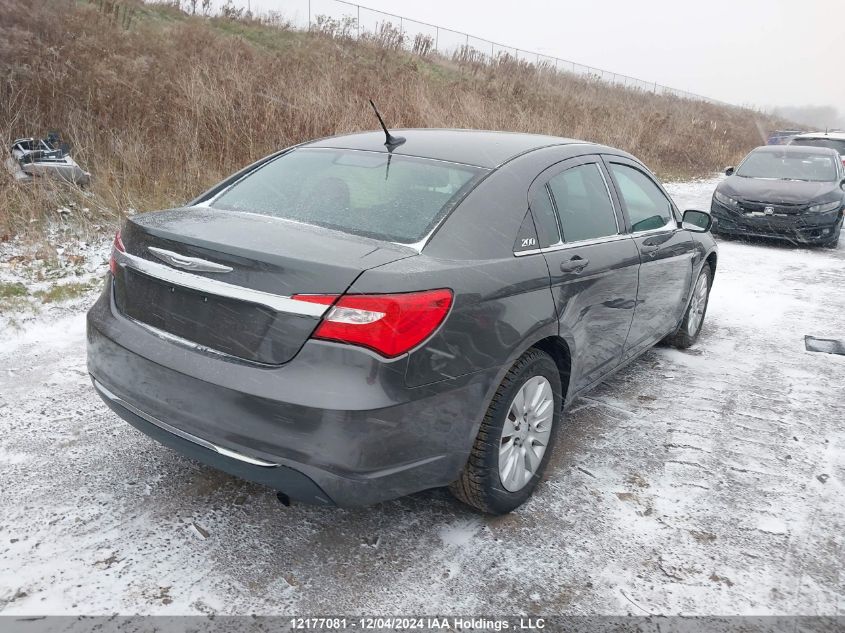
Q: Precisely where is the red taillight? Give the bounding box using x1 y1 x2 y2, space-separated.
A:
109 229 125 276
293 289 453 358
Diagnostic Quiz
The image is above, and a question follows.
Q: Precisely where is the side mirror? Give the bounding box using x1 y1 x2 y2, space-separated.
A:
725 166 735 176
840 178 845 191
682 209 712 233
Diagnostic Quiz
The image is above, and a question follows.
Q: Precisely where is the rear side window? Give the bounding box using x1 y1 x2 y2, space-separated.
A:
608 163 674 232
547 164 618 242
209 148 487 244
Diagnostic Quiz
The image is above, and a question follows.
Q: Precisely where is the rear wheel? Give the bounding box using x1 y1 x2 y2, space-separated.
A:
666 265 712 349
449 348 562 514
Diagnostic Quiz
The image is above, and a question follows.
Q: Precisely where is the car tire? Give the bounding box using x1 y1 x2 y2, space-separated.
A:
449 348 562 514
666 265 713 349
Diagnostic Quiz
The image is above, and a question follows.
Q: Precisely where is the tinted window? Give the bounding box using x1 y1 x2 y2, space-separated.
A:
609 164 673 232
529 186 562 248
736 150 838 182
547 164 618 242
210 148 486 244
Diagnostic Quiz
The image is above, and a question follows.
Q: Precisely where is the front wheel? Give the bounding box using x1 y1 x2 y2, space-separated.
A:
666 265 712 349
449 348 562 514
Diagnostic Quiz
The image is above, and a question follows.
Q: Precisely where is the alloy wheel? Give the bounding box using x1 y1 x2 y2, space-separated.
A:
687 272 709 335
498 375 554 492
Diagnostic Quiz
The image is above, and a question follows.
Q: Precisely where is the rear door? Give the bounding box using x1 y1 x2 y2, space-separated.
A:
527 155 641 391
603 157 695 357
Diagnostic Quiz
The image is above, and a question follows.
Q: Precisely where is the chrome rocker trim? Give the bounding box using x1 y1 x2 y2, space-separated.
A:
113 249 330 318
92 379 279 467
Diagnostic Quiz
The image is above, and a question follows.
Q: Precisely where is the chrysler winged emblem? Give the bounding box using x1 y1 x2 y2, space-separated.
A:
148 247 233 273
764 206 775 216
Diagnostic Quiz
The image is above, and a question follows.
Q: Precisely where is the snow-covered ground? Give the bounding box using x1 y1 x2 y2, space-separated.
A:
0 177 843 615
0 222 111 334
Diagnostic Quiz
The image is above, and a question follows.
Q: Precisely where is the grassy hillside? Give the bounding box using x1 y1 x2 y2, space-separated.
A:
0 0 790 236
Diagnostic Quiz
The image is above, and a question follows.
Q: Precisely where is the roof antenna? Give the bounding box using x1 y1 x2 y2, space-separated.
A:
369 100 405 150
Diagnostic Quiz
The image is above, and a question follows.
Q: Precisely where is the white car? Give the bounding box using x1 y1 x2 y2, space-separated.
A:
789 131 845 167
5 134 90 186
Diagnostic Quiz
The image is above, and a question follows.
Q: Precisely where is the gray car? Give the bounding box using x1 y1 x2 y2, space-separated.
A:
87 129 717 514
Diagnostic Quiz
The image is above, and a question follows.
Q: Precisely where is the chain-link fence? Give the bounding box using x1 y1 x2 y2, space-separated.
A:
200 0 725 105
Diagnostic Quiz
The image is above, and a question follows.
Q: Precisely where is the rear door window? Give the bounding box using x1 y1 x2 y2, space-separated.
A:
546 163 618 242
608 163 674 232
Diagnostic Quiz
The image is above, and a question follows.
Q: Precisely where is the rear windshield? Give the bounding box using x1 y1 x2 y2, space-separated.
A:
736 151 838 182
209 148 487 244
790 137 845 154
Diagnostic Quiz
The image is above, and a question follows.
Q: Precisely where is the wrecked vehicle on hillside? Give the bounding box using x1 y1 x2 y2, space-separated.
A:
5 133 90 186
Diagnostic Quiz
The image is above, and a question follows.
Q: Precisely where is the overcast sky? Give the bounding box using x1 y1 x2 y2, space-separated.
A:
250 0 843 112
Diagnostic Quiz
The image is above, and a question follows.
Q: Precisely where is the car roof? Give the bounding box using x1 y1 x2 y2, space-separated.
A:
303 128 590 168
791 131 845 141
753 144 840 156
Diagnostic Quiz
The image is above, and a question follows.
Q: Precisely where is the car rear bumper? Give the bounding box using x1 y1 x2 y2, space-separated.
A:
87 280 498 507
711 200 843 244
92 378 336 504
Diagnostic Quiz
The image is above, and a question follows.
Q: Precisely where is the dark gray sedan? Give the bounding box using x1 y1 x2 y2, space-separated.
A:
87 129 717 514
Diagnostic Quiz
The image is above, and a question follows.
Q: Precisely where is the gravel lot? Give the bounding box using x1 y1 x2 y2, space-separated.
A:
1 178 843 615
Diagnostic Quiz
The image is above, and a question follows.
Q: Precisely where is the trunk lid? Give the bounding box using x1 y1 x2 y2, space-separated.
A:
113 207 416 365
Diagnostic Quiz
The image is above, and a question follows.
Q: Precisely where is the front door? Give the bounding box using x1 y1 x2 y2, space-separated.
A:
603 157 696 358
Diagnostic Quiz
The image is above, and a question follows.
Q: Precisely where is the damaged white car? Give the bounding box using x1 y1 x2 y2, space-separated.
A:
5 133 90 186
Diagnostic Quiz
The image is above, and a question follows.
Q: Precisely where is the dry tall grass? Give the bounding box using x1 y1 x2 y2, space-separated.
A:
0 0 790 237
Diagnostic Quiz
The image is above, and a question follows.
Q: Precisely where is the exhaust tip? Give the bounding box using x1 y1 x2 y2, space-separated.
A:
276 492 291 507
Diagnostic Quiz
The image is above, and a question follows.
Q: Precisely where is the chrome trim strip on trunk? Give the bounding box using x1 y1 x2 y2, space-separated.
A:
147 247 234 273
92 378 279 467
113 249 329 318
